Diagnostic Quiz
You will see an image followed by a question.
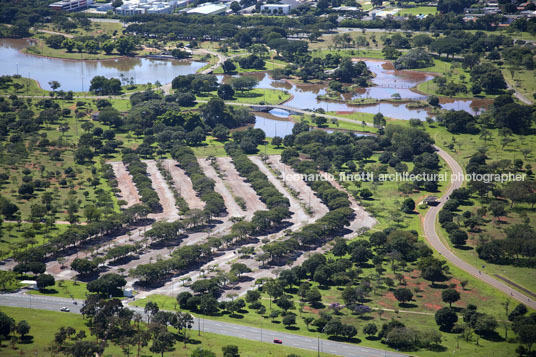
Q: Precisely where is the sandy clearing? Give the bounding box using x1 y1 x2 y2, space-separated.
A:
267 155 329 220
249 155 309 224
217 157 266 213
144 160 179 221
197 157 247 218
109 161 140 208
162 159 205 210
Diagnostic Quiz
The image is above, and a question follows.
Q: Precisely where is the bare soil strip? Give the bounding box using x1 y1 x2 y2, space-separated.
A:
267 155 329 221
249 155 309 224
144 160 179 221
322 172 377 237
197 157 247 218
216 157 266 213
162 159 205 210
109 161 140 208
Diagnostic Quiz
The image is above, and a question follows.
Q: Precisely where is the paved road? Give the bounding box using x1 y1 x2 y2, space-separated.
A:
0 293 405 357
424 147 536 310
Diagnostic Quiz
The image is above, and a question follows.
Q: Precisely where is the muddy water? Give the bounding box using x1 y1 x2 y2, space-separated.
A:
0 38 205 91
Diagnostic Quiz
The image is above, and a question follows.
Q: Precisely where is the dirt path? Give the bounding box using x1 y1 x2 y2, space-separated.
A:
322 171 376 237
197 157 247 218
162 159 205 210
217 157 266 213
267 155 329 220
109 161 140 208
144 160 179 221
249 156 309 224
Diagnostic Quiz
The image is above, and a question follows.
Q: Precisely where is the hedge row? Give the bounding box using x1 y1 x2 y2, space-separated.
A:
172 145 226 217
123 152 162 213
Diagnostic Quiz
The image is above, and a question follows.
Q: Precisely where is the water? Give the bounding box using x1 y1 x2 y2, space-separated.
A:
224 59 490 122
254 113 294 137
0 39 205 91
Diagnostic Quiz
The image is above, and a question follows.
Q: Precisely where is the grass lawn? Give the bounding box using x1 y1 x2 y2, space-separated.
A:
502 68 535 104
192 137 285 158
414 59 497 99
197 88 290 106
0 306 330 357
0 99 120 223
0 223 68 260
28 280 88 300
311 48 385 59
24 37 125 60
398 6 438 15
0 76 48 96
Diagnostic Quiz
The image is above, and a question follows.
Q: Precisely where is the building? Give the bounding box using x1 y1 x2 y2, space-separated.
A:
115 0 180 16
187 3 227 15
20 280 37 290
260 4 291 14
49 0 93 11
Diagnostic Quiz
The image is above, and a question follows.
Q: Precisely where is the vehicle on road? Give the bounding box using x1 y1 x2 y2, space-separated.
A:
60 307 70 312
273 339 282 344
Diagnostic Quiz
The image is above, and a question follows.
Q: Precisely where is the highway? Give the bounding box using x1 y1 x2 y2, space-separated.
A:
425 147 536 310
0 293 405 357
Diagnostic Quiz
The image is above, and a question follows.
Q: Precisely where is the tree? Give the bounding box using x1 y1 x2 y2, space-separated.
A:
222 345 239 357
441 289 460 307
36 274 55 291
435 307 458 332
419 256 448 286
0 311 14 341
363 323 378 337
449 229 468 246
115 37 135 56
231 76 258 92
393 287 413 305
217 83 235 100
15 320 30 339
0 271 16 291
212 124 230 141
373 113 386 129
271 136 283 148
150 331 175 357
191 348 216 357
282 314 296 328
71 258 98 276
400 198 415 214
49 81 61 92
87 273 126 297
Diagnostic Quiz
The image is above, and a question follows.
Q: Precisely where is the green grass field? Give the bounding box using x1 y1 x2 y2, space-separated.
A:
398 6 438 15
0 76 48 96
28 280 89 300
502 68 535 104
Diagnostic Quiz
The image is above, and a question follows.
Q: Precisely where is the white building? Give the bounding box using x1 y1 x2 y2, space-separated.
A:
115 0 180 15
187 3 227 15
49 0 93 11
260 3 290 14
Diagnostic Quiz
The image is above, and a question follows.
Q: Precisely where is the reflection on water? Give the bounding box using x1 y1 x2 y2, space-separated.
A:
0 38 205 91
254 113 294 137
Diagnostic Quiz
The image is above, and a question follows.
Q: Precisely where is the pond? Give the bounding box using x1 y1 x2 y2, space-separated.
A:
224 59 490 122
0 39 206 91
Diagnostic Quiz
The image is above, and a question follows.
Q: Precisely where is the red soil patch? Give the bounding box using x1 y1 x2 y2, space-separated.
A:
378 301 394 309
335 111 354 115
303 306 320 314
384 291 397 301
424 303 442 311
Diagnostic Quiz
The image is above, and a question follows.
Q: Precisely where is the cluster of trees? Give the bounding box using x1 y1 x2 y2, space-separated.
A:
89 76 122 95
45 34 135 56
477 224 536 267
394 48 434 70
0 311 31 346
130 243 213 285
172 145 226 217
13 204 150 274
273 53 342 82
123 152 162 212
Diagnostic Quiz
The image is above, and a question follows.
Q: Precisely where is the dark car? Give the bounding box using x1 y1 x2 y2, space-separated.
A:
273 339 282 344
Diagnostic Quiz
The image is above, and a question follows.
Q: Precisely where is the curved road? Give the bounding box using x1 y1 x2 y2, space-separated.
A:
426 146 536 310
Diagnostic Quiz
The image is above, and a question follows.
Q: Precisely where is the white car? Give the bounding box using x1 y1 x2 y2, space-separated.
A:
60 307 70 312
